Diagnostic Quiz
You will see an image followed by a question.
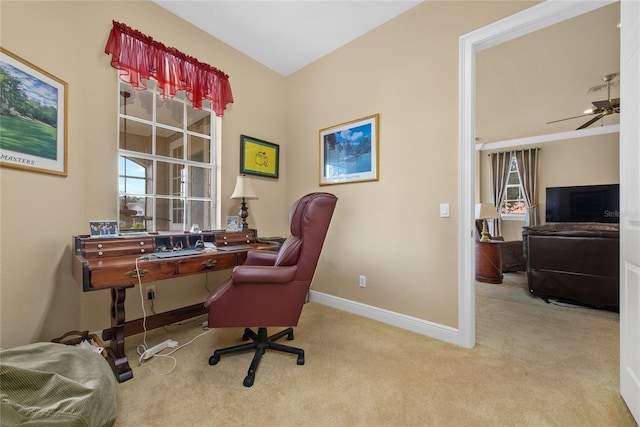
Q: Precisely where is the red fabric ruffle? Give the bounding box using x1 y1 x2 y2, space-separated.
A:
105 21 233 116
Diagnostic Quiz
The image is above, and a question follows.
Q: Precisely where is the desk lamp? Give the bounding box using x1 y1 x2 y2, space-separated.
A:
475 203 499 242
231 175 258 229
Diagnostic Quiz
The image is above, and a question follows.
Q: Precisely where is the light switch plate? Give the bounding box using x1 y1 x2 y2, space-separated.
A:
440 203 450 218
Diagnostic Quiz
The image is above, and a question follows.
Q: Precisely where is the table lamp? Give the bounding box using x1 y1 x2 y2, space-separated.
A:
231 175 258 229
475 203 499 242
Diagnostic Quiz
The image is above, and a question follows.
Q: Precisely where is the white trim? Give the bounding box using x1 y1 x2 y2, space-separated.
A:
458 0 616 349
308 290 459 345
475 125 620 152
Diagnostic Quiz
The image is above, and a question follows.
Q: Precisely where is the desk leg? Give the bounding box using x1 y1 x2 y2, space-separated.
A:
106 287 133 382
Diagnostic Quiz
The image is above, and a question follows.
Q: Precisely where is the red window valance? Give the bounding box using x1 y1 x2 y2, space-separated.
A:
104 21 233 116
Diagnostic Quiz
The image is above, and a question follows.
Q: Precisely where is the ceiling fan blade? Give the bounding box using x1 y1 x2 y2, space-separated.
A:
546 113 594 125
576 113 605 130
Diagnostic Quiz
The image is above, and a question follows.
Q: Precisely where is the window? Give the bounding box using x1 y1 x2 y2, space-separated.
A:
500 155 526 218
118 81 216 233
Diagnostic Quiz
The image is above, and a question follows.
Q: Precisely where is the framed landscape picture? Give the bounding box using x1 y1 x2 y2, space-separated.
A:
0 48 68 176
319 113 379 185
240 134 279 179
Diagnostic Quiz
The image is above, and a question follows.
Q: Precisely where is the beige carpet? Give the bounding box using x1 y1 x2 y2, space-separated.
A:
114 273 636 426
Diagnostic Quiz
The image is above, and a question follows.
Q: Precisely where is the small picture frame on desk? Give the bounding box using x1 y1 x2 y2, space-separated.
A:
89 221 118 238
226 216 240 232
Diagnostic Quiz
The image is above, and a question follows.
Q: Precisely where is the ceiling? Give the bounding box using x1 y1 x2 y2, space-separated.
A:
476 2 620 143
153 0 423 76
152 1 620 142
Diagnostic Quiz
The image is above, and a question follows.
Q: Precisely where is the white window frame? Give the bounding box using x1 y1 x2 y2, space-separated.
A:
117 80 217 233
500 155 526 221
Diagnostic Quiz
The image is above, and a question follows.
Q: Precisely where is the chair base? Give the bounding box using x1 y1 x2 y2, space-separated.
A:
208 327 304 387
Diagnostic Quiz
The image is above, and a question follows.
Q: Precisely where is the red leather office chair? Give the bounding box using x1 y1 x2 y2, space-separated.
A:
204 192 337 387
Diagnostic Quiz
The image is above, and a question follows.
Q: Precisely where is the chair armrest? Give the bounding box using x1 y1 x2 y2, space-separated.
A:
232 265 297 284
243 250 277 266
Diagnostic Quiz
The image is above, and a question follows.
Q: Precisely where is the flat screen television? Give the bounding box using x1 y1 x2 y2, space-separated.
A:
545 184 619 223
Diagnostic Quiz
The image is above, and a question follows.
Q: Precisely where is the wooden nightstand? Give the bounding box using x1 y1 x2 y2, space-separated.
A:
476 240 503 284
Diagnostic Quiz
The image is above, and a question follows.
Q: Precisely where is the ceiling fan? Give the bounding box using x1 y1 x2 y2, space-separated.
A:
547 73 620 130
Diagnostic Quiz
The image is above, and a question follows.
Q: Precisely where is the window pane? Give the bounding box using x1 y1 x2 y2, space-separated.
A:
120 84 153 121
187 200 211 230
506 187 520 200
156 161 185 196
156 97 184 128
157 126 184 159
187 135 210 163
119 156 152 195
120 118 152 153
119 195 153 232
189 166 211 198
507 172 520 185
156 198 183 231
187 109 211 134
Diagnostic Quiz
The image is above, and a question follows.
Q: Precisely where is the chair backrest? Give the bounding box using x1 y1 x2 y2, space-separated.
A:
205 192 337 328
274 192 337 283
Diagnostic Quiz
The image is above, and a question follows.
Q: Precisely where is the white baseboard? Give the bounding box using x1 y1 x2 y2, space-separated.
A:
308 290 459 345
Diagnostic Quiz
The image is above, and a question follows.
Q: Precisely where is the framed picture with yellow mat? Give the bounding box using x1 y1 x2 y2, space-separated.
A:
240 134 279 179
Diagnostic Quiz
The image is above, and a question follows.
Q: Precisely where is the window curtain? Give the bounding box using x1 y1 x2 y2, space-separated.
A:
514 148 540 226
104 21 233 116
489 151 511 236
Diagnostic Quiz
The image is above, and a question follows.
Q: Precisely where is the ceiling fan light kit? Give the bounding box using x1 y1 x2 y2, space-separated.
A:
548 72 620 130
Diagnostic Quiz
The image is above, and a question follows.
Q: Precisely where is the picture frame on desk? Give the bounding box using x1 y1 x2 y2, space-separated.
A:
240 135 279 179
0 48 68 176
319 113 379 186
89 221 118 238
226 216 240 232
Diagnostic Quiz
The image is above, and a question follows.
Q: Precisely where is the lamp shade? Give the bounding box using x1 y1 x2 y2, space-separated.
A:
230 175 258 200
475 203 499 220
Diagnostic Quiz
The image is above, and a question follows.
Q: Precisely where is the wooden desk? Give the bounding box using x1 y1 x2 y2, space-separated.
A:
72 231 276 382
475 240 503 284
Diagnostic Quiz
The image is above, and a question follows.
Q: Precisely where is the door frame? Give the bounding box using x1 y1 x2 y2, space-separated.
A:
458 0 617 348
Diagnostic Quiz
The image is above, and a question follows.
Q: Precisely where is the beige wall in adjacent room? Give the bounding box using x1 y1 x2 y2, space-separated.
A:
285 1 533 327
478 133 620 241
0 1 288 348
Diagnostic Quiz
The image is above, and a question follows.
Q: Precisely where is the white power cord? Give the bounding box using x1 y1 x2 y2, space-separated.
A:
132 256 214 376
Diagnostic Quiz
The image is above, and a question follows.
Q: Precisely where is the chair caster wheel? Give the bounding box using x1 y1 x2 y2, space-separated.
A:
297 355 305 365
209 355 219 365
243 376 254 387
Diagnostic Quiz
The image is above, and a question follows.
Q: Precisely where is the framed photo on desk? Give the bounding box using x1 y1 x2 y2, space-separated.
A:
89 221 118 237
226 216 240 232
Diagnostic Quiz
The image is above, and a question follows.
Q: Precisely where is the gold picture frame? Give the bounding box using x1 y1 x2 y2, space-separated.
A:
0 48 68 176
319 113 379 185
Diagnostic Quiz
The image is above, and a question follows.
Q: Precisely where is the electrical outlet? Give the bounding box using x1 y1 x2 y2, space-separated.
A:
359 275 366 288
146 285 156 300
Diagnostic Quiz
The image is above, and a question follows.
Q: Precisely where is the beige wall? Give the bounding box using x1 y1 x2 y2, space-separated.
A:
0 0 534 348
0 1 288 348
478 133 620 241
286 1 533 327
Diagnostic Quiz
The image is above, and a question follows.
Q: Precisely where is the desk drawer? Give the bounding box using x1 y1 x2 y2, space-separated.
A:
214 231 255 247
177 253 237 275
90 263 176 289
83 239 154 258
